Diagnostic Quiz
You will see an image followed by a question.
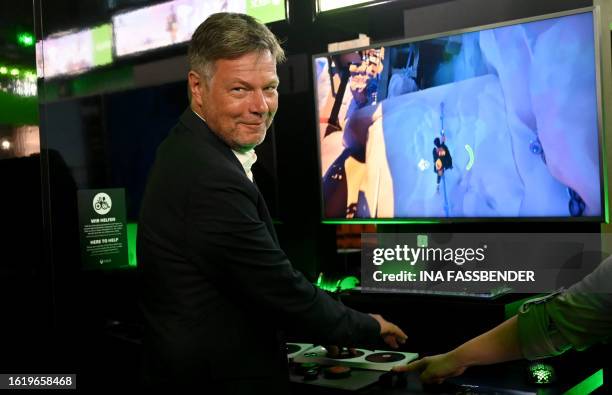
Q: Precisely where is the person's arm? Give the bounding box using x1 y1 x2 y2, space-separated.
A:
185 168 406 347
448 315 522 367
394 257 612 383
520 257 612 359
393 316 522 383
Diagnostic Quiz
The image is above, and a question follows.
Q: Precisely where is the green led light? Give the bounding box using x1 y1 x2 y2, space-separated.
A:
9 68 19 76
0 67 7 74
533 369 551 384
23 71 36 81
17 32 34 47
528 363 555 385
564 369 603 395
315 273 336 292
127 222 138 267
314 274 359 293
337 276 359 291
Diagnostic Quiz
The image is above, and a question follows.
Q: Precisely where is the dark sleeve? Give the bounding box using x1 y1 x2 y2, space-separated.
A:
184 171 380 346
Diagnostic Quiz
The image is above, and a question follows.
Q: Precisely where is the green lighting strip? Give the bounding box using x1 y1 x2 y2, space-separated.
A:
322 219 439 225
0 65 36 79
127 222 137 267
315 274 359 293
563 369 603 395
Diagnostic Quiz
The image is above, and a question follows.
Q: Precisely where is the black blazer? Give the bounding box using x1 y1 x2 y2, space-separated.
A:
137 110 379 393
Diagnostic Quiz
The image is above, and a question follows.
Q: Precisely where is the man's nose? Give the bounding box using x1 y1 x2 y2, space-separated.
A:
249 90 269 114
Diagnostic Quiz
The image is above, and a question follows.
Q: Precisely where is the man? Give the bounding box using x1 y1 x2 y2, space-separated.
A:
138 13 407 394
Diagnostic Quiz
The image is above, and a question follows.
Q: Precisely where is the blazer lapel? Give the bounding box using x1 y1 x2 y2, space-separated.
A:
180 109 280 247
179 109 244 173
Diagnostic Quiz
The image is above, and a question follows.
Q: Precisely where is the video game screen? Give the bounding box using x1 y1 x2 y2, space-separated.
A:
113 0 286 57
113 0 208 57
314 10 602 220
38 24 112 79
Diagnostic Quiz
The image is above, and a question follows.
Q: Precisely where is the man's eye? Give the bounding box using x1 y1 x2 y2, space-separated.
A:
232 87 245 92
266 86 278 91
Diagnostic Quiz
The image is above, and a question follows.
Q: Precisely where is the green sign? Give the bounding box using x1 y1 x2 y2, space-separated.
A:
91 24 112 67
247 0 286 24
78 188 129 269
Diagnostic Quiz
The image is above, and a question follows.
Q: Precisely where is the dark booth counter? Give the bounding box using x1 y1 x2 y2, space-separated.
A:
290 347 608 394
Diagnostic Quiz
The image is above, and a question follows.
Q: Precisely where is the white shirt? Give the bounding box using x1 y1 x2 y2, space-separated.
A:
231 149 257 182
193 110 257 182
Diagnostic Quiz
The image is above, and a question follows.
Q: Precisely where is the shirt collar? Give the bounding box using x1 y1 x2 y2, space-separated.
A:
192 110 257 182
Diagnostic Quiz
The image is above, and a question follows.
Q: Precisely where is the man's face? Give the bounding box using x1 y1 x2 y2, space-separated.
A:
190 50 279 151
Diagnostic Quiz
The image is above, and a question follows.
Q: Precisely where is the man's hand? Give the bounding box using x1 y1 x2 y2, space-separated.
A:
369 314 407 349
392 353 466 384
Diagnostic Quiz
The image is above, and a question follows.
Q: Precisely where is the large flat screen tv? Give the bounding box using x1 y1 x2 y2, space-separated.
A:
113 0 287 57
38 24 112 79
314 8 604 222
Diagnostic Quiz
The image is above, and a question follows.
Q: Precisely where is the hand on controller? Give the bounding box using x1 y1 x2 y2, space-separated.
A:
369 314 407 349
392 352 466 384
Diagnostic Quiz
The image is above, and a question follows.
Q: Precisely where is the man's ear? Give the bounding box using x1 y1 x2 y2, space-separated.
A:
188 70 204 108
